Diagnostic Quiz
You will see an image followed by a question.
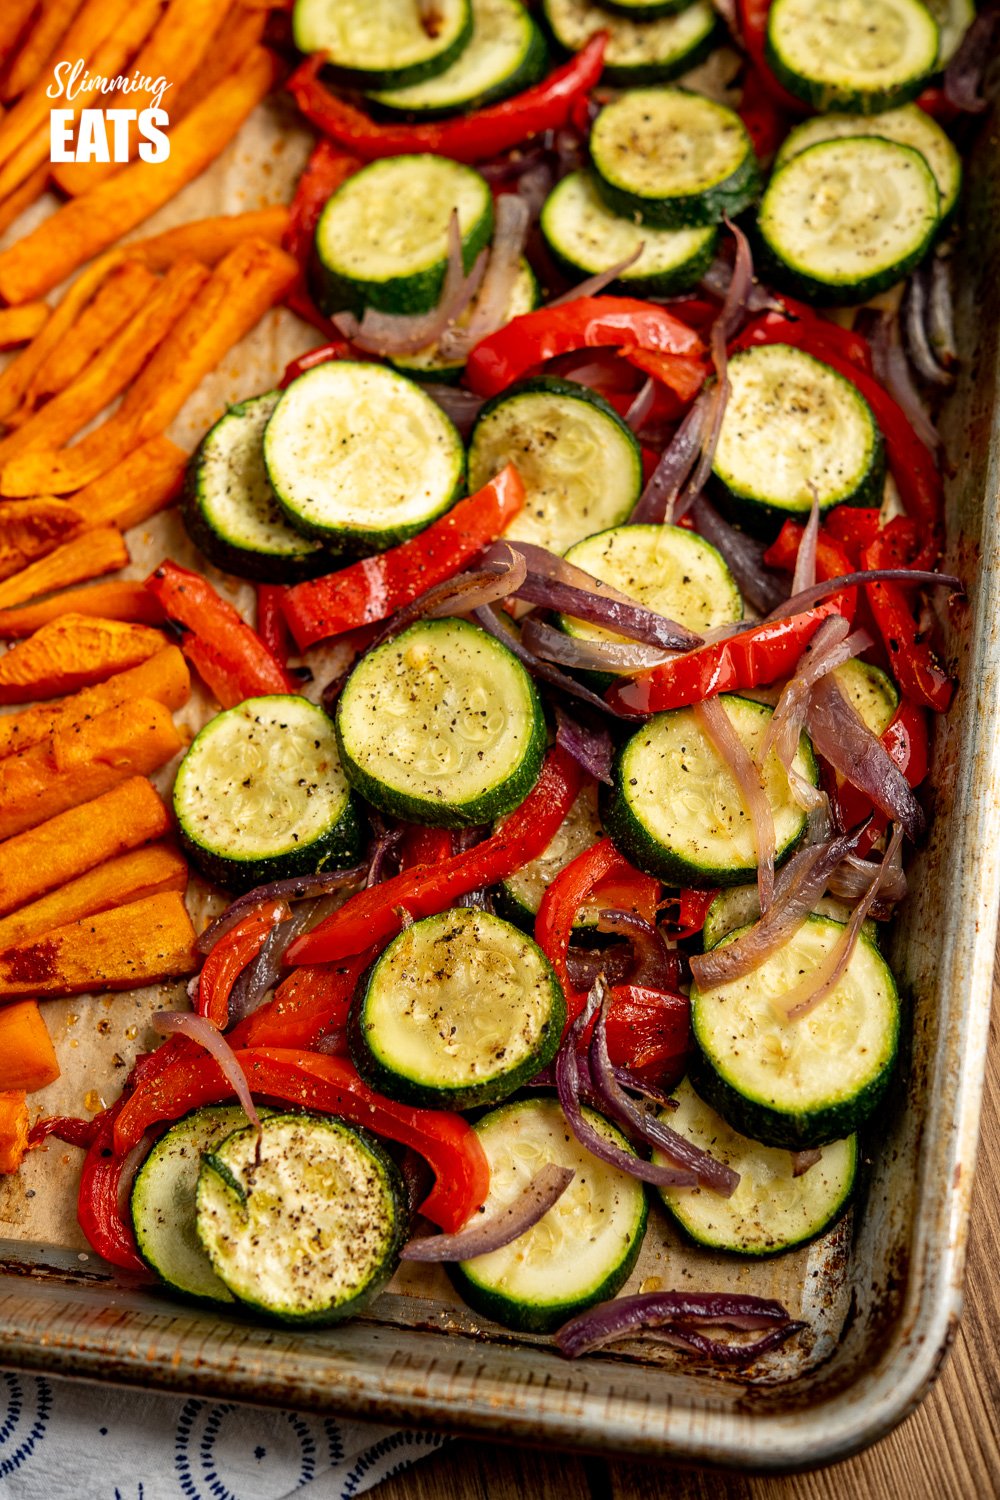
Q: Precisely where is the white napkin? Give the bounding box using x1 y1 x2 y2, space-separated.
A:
0 1371 446 1499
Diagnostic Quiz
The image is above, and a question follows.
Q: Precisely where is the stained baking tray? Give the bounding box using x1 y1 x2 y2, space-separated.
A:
0 94 997 1472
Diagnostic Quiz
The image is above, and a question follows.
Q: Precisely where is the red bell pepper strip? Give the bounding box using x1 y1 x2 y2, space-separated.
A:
735 0 809 113
280 339 351 387
764 520 860 618
733 306 872 375
146 561 296 704
824 506 882 563
604 985 691 1085
257 584 291 664
916 86 961 123
229 950 374 1051
77 1107 149 1273
618 343 708 403
399 825 454 870
606 599 847 715
282 465 526 649
733 316 943 540
837 700 930 850
659 888 717 940
861 527 954 712
738 64 788 159
288 746 585 965
113 1048 489 1233
465 297 706 399
197 900 291 1028
283 139 360 270
287 35 606 164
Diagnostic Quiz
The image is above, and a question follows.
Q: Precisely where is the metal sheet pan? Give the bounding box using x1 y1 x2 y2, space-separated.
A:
0 92 997 1472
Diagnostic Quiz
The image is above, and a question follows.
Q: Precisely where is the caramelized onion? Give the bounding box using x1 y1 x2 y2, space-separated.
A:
695 696 776 914
401 1164 575 1261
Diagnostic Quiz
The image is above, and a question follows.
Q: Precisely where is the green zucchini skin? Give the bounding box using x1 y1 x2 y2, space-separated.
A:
196 1113 408 1325
764 0 939 114
336 617 547 829
597 0 700 17
313 155 494 318
391 259 539 384
690 917 902 1150
180 391 330 584
173 695 363 894
542 0 718 86
449 1095 648 1332
294 0 474 91
349 908 566 1110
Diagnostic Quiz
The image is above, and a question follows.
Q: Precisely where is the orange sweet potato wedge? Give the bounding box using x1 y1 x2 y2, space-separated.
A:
0 582 165 639
0 0 86 104
0 1091 29 1173
0 776 171 918
0 843 188 952
0 498 85 582
0 695 185 841
0 891 198 999
0 645 190 758
20 262 153 409
0 163 48 238
0 527 128 610
0 613 165 704
0 1001 60 1092
0 303 48 350
128 206 289 271
73 435 188 531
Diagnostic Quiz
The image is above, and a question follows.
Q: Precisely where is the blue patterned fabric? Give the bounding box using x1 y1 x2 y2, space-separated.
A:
0 1372 445 1499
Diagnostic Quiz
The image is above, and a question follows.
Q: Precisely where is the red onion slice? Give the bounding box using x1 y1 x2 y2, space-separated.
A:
928 257 958 371
624 377 656 433
546 245 645 308
423 384 484 438
631 392 710 525
565 943 634 990
440 193 531 360
595 910 679 991
227 907 317 1024
554 1290 800 1360
807 675 925 843
474 603 622 715
870 312 940 452
554 702 615 785
555 982 699 1189
196 870 364 954
335 211 487 356
521 615 673 675
903 270 954 388
695 696 776 915
401 1163 575 1261
791 494 820 595
153 1012 261 1131
689 824 869 991
713 218 754 344
688 494 788 615
762 568 962 622
791 1148 822 1177
830 849 906 905
944 2 1000 112
779 826 903 1021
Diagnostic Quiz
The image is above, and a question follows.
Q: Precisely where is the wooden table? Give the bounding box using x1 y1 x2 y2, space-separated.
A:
380 970 1000 1500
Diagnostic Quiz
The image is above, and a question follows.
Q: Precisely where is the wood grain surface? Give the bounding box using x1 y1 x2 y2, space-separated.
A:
378 962 1000 1500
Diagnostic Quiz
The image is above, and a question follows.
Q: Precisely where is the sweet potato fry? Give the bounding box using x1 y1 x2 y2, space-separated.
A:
0 526 127 608
0 0 128 143
128 205 290 271
0 1002 60 1092
2 239 297 495
0 844 187 953
170 0 267 117
21 262 153 408
0 302 47 349
0 581 165 638
0 645 189 756
0 0 86 104
0 695 184 840
0 613 165 703
0 891 198 998
0 498 84 581
53 0 236 195
0 0 36 74
0 776 171 917
0 47 278 305
74 435 187 530
0 251 123 423
0 163 48 238
0 1092 29 1172
0 260 204 466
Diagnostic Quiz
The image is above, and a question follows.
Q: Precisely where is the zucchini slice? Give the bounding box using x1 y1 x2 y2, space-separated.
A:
542 0 717 85
690 915 901 1148
655 1079 858 1257
711 344 885 531
196 1113 406 1324
591 87 758 229
264 362 465 552
173 695 362 893
541 170 718 296
833 660 899 739
351 907 565 1109
392 258 538 383
451 1096 648 1332
293 0 472 90
773 104 962 225
604 694 818 886
181 391 326 583
495 781 606 936
467 376 642 555
765 0 939 113
369 0 547 117
758 138 940 306
598 0 699 15
133 1106 267 1303
336 617 546 827
314 155 493 317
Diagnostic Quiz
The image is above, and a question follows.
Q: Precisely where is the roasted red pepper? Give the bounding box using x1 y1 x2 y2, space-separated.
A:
256 584 291 664
465 297 706 399
113 1048 489 1233
146 560 295 705
399 825 455 870
287 35 606 164
288 746 585 964
738 64 788 159
280 340 351 386
197 900 291 1029
659 887 718 940
618 343 707 403
606 600 847 715
282 465 525 649
824 506 882 562
837 699 930 850
283 139 360 270
604 985 691 1085
735 0 808 113
229 950 375 1051
764 520 860 617
861 524 954 712
733 306 872 375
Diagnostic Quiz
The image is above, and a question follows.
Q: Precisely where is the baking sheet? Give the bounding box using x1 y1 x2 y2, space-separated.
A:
0 81 997 1470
